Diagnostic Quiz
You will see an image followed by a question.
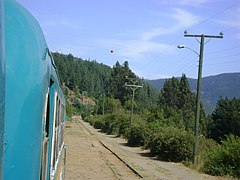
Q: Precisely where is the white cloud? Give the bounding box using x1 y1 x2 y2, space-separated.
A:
86 8 201 62
140 27 172 41
97 38 176 62
45 8 201 64
170 8 201 28
140 8 201 41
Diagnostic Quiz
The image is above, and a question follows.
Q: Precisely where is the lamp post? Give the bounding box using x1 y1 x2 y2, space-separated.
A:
178 32 223 165
177 40 203 166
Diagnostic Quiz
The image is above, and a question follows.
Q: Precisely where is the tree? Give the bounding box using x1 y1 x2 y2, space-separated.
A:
159 75 207 133
208 97 240 142
179 74 196 130
159 77 180 109
108 61 135 105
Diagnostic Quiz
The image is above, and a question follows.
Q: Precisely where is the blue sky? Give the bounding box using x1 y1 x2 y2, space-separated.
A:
16 0 240 79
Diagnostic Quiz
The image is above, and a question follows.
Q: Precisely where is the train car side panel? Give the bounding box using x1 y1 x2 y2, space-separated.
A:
4 0 66 179
0 0 5 179
4 0 50 179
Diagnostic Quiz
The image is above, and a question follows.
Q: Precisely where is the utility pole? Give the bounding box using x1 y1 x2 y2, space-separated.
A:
125 77 143 127
184 32 223 165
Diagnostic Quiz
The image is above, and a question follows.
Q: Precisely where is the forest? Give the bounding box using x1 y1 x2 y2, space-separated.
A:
53 52 240 178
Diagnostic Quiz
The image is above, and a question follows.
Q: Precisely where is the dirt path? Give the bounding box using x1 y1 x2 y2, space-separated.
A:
64 117 140 180
64 116 232 180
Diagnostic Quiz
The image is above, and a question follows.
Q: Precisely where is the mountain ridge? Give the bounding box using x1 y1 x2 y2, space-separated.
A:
147 72 240 114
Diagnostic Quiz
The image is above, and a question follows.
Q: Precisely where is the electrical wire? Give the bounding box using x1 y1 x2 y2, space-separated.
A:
187 0 240 31
205 44 240 55
205 59 240 66
205 52 240 60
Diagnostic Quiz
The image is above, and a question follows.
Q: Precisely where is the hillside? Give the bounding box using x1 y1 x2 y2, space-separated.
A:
53 52 239 114
147 73 240 113
53 52 159 115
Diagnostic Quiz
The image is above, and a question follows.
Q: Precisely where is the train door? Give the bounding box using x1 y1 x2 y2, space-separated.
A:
41 89 50 180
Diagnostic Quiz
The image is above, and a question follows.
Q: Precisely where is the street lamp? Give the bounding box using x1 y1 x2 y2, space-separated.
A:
178 32 223 165
177 45 199 56
177 42 203 165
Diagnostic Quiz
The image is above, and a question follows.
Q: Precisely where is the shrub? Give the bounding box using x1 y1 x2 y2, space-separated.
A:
93 118 104 129
197 136 217 166
127 125 148 147
118 119 130 137
202 134 240 178
101 114 114 134
84 115 95 125
100 111 130 135
150 126 194 162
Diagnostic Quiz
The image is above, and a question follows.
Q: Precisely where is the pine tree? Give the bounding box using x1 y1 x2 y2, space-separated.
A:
208 97 240 142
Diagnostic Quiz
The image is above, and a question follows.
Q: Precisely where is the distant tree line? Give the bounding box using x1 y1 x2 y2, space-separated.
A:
53 52 159 109
53 53 111 97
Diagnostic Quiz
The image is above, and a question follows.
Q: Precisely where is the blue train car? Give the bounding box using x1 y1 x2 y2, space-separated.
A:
1 0 66 179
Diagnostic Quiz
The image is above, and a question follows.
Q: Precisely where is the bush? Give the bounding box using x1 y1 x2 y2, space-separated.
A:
84 115 95 125
127 125 148 147
100 114 114 134
202 134 240 178
93 118 104 129
150 126 194 162
99 111 130 136
118 119 130 137
197 136 217 166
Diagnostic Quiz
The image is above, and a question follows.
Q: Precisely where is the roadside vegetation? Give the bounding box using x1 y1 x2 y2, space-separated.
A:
54 52 240 178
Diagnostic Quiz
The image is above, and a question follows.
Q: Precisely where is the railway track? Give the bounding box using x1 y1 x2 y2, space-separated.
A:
65 117 142 180
74 117 143 179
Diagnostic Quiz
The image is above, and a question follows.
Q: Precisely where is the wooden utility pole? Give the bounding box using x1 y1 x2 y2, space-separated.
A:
184 32 223 165
125 77 143 127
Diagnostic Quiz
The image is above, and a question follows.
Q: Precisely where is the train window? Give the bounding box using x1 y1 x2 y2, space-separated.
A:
51 93 57 171
50 93 66 177
41 91 50 180
46 95 50 137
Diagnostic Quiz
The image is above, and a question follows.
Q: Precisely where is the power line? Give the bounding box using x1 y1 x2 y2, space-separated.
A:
205 52 240 60
205 44 240 55
222 26 239 33
205 59 240 66
187 0 240 31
